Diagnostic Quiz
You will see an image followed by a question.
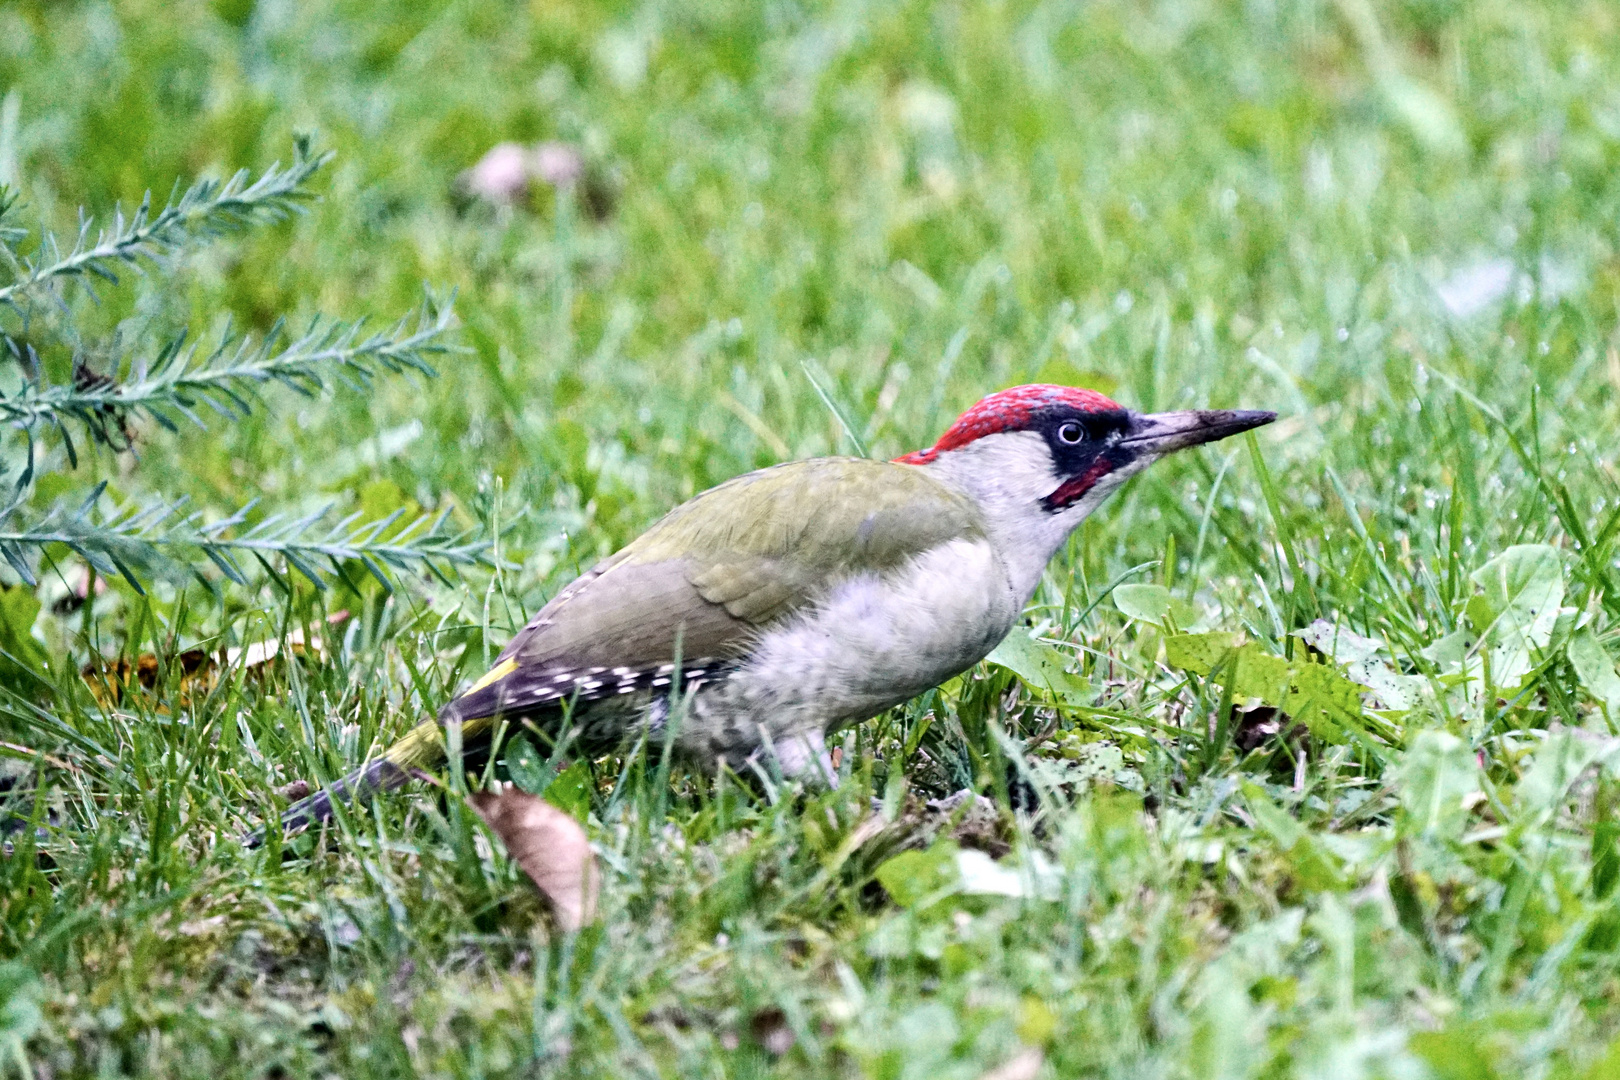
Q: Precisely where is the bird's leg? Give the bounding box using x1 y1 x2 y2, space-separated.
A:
749 725 839 787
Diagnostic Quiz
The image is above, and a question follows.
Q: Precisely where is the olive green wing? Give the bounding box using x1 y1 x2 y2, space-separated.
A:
443 457 983 722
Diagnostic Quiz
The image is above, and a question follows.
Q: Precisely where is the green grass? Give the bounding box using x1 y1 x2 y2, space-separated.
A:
6 0 1620 1075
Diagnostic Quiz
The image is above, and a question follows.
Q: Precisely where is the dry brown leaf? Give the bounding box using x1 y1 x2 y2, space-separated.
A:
82 611 349 707
467 785 599 930
82 647 214 707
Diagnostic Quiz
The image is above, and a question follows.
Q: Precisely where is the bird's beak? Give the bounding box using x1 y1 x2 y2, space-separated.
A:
1120 409 1277 457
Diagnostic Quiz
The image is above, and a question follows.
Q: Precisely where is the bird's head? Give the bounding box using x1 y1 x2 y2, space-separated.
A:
898 385 1274 568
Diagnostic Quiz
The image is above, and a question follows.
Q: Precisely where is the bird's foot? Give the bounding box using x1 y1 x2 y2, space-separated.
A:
746 726 839 788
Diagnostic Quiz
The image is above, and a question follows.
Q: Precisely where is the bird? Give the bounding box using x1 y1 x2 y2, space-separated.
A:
271 384 1273 834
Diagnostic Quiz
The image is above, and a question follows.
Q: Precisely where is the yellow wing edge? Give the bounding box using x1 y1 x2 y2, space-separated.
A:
466 657 517 694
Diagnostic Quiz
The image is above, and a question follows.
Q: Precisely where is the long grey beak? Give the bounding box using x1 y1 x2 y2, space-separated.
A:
1120 409 1276 456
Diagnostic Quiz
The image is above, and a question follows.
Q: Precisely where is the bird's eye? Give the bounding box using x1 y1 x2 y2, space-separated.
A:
1057 421 1084 445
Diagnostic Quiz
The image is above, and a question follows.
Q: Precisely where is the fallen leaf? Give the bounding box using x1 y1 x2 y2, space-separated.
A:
468 785 600 930
1295 619 1384 663
82 612 349 707
82 648 213 707
0 741 73 773
955 847 1060 900
978 1046 1044 1080
227 618 343 669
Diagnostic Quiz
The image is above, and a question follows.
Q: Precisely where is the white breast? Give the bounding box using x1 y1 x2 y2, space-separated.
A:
726 537 1020 730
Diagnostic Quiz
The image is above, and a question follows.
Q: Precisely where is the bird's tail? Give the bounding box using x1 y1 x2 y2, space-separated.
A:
248 713 494 845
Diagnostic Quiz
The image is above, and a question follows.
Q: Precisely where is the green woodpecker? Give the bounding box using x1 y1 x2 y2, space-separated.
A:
275 384 1272 831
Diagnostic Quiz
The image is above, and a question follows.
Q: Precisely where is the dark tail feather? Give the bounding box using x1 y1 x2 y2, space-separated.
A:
241 712 502 847
242 757 411 848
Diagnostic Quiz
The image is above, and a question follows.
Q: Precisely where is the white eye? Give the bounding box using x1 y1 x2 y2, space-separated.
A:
1057 421 1084 445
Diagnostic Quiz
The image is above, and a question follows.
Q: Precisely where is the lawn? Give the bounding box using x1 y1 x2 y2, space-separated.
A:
4 0 1620 1075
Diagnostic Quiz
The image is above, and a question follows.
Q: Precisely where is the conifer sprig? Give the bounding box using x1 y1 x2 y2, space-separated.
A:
0 139 483 593
0 135 330 310
0 487 486 595
0 299 454 459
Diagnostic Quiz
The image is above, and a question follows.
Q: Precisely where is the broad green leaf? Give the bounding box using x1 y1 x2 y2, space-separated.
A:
1231 646 1290 703
1398 730 1480 841
504 734 553 795
0 962 42 1064
1464 593 1497 637
1410 1024 1513 1080
1420 627 1474 669
0 586 45 688
1058 740 1140 788
1242 784 1346 892
1167 638 1359 742
504 738 592 821
1281 660 1362 744
544 761 594 823
988 627 1093 705
1114 584 1197 628
1517 729 1609 823
1163 632 1237 676
1285 660 1361 716
1032 741 1145 796
1569 630 1620 717
1487 642 1541 691
1468 543 1562 638
875 843 960 908
1344 657 1420 711
1241 782 1304 848
1114 583 1171 623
